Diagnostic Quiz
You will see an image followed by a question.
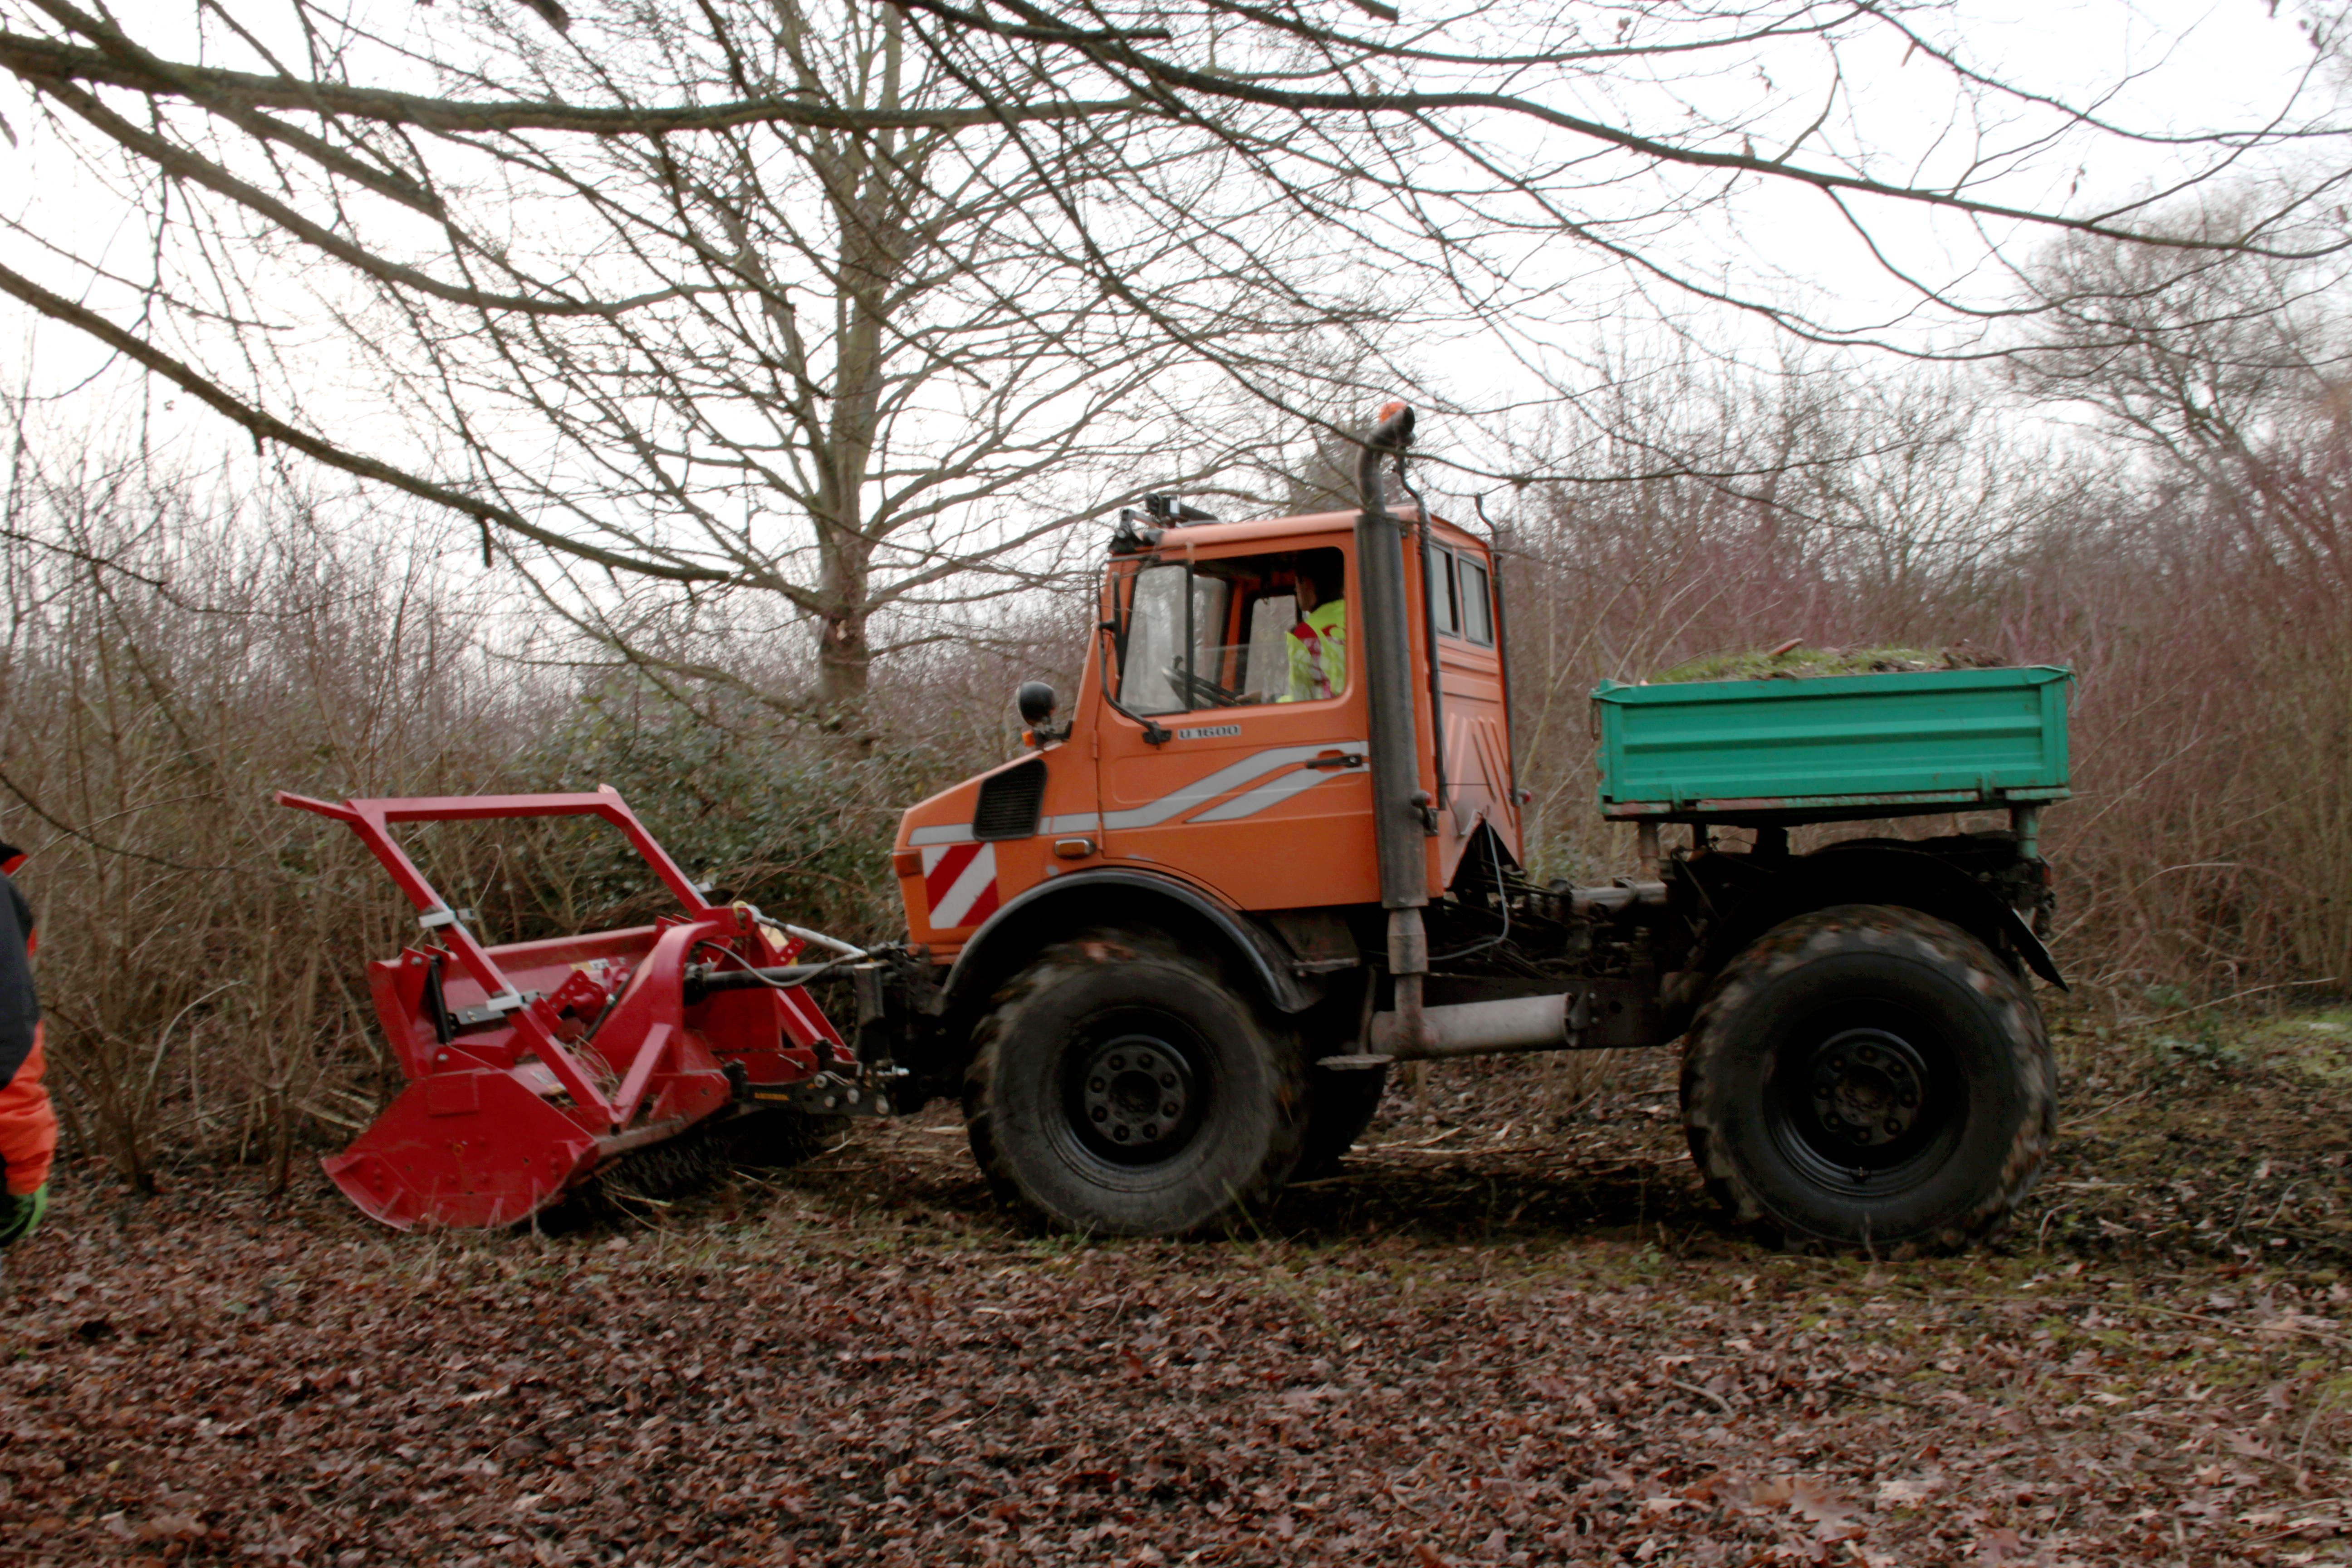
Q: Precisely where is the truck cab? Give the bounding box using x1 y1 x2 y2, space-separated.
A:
894 505 1515 951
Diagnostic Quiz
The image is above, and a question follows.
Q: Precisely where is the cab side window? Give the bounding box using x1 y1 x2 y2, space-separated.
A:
1431 549 1460 637
1459 554 1494 646
1429 543 1494 648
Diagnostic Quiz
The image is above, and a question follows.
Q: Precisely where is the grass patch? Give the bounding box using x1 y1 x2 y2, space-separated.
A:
2248 1009 2352 1082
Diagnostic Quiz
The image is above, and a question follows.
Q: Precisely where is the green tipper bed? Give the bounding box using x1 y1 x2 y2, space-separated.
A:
1592 665 2072 824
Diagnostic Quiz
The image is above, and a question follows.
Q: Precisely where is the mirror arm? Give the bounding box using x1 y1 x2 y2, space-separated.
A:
1098 624 1171 746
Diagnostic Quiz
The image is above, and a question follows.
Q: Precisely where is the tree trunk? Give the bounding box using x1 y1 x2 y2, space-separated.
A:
804 10 909 751
815 562 874 745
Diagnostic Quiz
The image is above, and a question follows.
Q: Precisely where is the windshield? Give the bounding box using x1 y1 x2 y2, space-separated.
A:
1109 549 1344 715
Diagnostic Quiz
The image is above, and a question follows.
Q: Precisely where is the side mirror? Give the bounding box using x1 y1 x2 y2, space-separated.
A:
1016 681 1058 727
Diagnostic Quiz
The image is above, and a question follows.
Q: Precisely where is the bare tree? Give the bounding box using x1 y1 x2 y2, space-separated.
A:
2008 187 2352 599
1 0 2346 710
0 0 1352 729
2014 201 2349 448
327 2 1362 728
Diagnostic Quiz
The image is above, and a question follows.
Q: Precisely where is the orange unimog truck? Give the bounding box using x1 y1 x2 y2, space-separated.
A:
854 404 2069 1252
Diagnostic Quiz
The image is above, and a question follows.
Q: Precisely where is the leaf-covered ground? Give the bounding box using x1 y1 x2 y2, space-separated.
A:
3 1012 2349 1567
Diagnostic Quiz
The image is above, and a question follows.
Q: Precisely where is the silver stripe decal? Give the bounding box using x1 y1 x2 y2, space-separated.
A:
1102 740 1367 831
911 742 1366 845
1190 760 1363 823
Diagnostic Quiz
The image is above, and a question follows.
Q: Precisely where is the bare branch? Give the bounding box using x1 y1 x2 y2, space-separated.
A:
0 258 735 585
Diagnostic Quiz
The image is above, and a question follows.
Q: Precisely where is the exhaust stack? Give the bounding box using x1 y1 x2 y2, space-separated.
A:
1351 401 1431 1057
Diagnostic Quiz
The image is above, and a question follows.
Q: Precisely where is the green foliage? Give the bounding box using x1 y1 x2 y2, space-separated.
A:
2142 985 2245 1070
514 677 928 942
2149 1032 2245 1071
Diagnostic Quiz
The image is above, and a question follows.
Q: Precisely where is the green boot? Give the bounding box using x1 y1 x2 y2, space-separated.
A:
0 1183 48 1247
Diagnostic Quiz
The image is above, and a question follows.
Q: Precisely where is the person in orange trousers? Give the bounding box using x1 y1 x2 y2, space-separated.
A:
0 843 53 1247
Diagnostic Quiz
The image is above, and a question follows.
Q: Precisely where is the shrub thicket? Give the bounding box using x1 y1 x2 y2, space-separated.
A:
4 353 2346 1180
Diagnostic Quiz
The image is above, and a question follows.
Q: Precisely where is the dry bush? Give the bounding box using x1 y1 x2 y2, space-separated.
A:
457 590 1093 947
0 441 1073 1179
8 343 2345 1187
1495 358 2352 1013
0 453 536 1189
2016 449 2352 1003
869 586 1096 766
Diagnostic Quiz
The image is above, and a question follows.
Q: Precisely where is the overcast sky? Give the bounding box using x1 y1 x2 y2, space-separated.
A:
3 0 2343 500
1725 0 2342 328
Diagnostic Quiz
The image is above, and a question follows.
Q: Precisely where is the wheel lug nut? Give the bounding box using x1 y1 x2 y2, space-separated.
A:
1142 1124 1158 1140
1091 1107 1107 1122
1091 1077 1106 1092
1160 1073 1176 1088
1163 1101 1180 1117
1109 1054 1126 1069
1112 1126 1129 1141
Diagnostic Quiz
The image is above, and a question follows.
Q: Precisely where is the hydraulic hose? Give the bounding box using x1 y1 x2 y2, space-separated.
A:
681 960 846 1005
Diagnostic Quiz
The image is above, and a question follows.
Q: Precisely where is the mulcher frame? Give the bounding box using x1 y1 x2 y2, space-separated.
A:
279 787 856 1230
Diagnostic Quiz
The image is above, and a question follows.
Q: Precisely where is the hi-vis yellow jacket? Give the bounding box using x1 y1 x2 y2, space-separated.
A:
1282 599 1347 703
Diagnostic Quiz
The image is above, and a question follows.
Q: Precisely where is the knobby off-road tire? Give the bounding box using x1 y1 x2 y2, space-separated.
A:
1681 903 2056 1255
965 931 1309 1237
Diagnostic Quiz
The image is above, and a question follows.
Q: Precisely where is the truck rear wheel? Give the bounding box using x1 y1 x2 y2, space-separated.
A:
1681 903 2055 1254
965 931 1308 1236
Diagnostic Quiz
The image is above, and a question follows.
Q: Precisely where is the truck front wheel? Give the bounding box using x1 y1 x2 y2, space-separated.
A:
965 931 1308 1236
1681 904 2055 1254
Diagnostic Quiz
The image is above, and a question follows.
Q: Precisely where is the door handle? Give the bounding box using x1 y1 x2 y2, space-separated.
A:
1306 751 1365 771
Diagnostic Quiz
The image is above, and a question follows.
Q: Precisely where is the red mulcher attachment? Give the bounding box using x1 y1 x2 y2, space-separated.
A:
279 787 871 1230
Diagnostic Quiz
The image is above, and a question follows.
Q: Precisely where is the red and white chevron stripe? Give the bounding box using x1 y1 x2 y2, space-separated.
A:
920 842 1000 929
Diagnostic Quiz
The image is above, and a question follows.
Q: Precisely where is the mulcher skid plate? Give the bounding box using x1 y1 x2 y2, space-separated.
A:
278 787 855 1230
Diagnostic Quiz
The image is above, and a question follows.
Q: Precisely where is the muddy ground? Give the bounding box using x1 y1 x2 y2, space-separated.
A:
2 1007 2348 1567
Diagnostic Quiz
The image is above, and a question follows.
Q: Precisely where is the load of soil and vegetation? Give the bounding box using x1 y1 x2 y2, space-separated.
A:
1651 642 2012 683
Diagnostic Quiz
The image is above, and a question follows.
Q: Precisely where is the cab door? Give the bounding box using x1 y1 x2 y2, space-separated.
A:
1421 525 1524 884
1097 542 1379 912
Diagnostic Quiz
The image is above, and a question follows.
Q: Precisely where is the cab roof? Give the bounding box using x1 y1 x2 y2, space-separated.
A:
1132 506 1484 555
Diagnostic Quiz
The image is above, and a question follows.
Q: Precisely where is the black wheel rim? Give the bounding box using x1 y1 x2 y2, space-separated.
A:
1060 1008 1210 1167
1766 1005 1964 1197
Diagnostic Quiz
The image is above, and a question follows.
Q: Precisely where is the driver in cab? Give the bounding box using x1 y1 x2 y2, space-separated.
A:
1280 554 1346 703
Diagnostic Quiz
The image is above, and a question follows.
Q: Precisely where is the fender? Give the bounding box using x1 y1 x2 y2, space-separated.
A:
1705 843 2066 990
942 868 1327 1016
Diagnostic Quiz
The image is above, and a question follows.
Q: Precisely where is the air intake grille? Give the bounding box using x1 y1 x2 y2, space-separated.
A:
972 758 1047 842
